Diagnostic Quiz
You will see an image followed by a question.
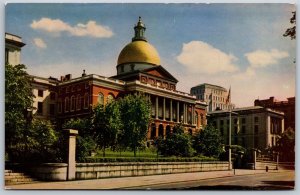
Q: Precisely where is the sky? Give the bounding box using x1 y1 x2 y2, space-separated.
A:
5 3 296 107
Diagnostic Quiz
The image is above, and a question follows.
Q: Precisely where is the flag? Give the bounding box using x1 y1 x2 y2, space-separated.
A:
226 87 231 104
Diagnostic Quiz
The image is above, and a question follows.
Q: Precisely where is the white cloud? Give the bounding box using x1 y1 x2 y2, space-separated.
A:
245 49 289 68
33 38 47 49
30 18 114 38
176 41 239 74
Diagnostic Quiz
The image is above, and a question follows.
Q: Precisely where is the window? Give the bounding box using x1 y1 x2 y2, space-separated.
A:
65 97 69 112
98 93 104 105
58 100 62 113
70 96 76 111
38 90 43 97
220 127 224 136
107 94 114 103
5 48 9 64
76 95 81 110
255 125 259 134
66 87 70 93
84 93 89 109
254 117 259 123
37 102 43 115
50 92 56 100
242 118 246 124
242 126 246 134
49 104 55 115
220 120 224 125
234 126 238 135
234 118 238 125
120 65 124 73
130 64 135 71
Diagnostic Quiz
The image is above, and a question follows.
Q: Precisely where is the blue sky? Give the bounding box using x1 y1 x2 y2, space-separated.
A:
5 3 296 107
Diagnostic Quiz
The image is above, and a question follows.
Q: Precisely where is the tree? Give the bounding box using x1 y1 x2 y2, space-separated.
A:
274 127 295 162
63 118 97 161
157 124 195 157
8 119 59 163
119 93 152 157
193 124 223 157
5 64 34 160
93 101 122 157
283 11 296 40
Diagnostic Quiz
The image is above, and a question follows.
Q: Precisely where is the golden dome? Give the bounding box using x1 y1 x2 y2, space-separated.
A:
117 40 161 66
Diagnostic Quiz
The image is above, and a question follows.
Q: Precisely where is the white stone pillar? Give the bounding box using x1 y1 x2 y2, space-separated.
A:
64 129 78 181
155 96 158 119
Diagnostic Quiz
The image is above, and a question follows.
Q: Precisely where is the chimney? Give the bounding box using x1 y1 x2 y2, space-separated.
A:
82 70 86 77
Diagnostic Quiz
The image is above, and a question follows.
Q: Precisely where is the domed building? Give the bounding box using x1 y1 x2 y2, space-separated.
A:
27 17 207 140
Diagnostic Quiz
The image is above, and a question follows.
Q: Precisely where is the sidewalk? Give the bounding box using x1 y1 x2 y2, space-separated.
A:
5 169 291 190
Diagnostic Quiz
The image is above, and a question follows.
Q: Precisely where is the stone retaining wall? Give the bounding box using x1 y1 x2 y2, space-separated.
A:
7 161 229 181
76 161 229 180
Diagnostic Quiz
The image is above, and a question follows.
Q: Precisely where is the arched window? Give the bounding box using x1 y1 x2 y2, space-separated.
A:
98 93 104 105
70 96 75 111
65 97 69 112
200 114 204 125
76 94 81 110
84 93 89 109
107 93 114 104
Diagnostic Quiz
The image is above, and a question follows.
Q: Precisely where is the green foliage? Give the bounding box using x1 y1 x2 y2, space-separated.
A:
157 124 195 157
283 11 296 40
5 64 34 157
8 119 60 163
63 118 97 161
119 93 152 157
193 124 223 157
274 127 295 162
92 101 123 157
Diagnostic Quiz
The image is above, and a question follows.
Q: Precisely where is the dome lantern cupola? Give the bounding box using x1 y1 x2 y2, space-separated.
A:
132 16 147 42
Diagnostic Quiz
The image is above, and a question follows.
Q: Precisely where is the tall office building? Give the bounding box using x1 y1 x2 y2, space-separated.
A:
191 83 233 112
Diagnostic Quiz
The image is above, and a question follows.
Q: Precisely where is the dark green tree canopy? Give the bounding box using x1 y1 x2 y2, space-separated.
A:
119 93 152 157
193 124 223 157
283 11 296 39
157 123 195 157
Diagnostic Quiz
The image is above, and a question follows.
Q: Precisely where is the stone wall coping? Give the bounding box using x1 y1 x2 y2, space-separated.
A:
76 161 228 167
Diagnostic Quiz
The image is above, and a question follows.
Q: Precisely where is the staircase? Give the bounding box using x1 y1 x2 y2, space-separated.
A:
5 169 38 185
256 154 278 170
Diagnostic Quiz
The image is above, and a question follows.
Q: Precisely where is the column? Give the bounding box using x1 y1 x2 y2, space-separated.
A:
170 99 173 122
64 129 78 181
163 97 166 120
177 101 180 123
155 96 158 119
163 126 166 138
155 125 159 137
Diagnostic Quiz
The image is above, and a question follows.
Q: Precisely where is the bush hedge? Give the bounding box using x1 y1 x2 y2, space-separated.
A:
82 156 217 163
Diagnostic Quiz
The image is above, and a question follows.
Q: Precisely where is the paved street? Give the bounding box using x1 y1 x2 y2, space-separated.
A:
5 169 294 190
126 170 295 190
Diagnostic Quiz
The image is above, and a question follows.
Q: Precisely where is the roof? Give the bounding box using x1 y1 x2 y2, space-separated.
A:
191 83 227 91
208 106 284 116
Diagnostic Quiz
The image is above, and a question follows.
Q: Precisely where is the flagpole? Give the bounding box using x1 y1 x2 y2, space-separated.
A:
228 87 232 170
